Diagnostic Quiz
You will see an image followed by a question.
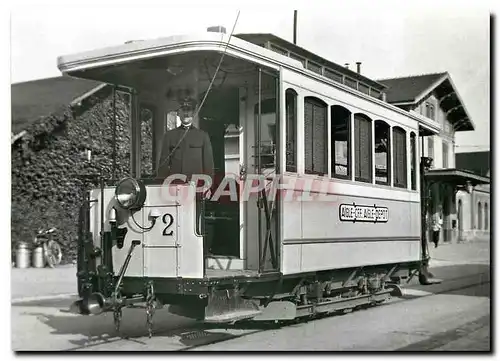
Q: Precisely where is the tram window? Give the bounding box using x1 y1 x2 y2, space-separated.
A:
140 106 154 178
255 99 277 170
370 88 381 99
345 78 357 90
331 105 351 179
307 61 322 75
393 127 407 188
374 120 390 185
290 53 306 67
358 83 370 95
354 114 372 183
324 68 343 83
166 111 180 131
304 97 327 175
285 89 297 172
410 132 417 190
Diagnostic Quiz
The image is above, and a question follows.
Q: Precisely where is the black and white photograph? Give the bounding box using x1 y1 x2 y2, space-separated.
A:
8 1 492 352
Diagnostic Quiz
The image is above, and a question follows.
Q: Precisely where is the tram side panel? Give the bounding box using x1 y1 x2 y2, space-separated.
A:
87 184 204 280
280 181 420 275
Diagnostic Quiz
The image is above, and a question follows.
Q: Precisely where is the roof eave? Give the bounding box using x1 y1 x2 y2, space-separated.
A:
425 168 490 186
444 76 476 132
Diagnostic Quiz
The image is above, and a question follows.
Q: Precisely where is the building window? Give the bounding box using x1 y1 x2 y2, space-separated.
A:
374 120 390 185
393 127 407 188
442 141 449 168
485 203 489 230
331 105 351 179
478 202 483 230
429 104 435 120
428 136 434 159
304 97 327 175
425 102 435 120
354 114 372 183
285 89 297 172
410 132 417 190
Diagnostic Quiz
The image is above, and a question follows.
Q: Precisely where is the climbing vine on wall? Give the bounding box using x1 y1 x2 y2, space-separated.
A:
11 90 133 263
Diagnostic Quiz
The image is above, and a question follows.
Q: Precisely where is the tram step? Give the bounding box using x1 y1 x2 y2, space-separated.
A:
205 255 244 270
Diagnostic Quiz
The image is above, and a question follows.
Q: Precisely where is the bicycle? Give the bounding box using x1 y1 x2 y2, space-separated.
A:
33 227 63 267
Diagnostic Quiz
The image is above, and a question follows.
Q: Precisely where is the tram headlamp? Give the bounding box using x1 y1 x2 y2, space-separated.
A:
115 178 146 210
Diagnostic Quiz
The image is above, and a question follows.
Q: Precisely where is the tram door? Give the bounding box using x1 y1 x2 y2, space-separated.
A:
244 69 280 273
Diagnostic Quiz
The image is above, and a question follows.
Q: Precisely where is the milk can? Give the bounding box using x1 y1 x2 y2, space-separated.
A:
15 242 31 268
32 245 45 268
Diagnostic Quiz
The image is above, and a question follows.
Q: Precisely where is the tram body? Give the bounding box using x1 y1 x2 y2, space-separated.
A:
59 30 440 328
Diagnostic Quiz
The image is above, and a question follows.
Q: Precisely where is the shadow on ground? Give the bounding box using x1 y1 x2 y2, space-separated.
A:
20 306 283 349
406 264 490 298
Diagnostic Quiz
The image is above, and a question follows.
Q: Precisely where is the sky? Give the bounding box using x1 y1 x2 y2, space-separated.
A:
8 1 492 152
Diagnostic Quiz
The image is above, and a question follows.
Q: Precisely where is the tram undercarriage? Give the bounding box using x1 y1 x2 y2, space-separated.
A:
73 247 414 333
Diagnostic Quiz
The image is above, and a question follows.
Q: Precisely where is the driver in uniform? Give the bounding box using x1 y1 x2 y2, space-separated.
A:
157 98 214 250
157 98 214 182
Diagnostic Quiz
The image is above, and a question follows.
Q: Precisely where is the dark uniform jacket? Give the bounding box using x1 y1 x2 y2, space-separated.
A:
157 125 214 181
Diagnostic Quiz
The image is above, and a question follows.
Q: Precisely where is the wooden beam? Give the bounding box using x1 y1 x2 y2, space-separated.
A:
438 91 456 104
446 104 462 115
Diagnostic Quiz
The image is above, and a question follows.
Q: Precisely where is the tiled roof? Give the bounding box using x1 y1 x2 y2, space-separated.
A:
11 76 104 135
377 72 447 104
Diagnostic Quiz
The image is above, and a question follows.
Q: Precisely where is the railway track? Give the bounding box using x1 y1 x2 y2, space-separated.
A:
60 271 490 351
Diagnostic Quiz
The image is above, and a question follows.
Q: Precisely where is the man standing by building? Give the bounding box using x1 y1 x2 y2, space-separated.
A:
432 208 443 248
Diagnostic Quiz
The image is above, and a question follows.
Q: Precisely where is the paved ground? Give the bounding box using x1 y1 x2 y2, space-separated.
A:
428 240 490 268
11 240 490 351
11 264 77 301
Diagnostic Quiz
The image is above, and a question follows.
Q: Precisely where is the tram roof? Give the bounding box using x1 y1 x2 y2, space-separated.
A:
235 33 387 93
55 31 442 136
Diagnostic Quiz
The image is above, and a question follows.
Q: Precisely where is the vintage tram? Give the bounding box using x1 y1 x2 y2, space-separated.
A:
58 26 441 336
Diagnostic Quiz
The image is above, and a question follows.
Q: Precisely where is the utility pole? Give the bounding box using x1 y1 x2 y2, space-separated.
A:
293 10 297 44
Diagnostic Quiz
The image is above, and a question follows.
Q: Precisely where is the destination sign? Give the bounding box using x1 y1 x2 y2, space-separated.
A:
339 203 389 223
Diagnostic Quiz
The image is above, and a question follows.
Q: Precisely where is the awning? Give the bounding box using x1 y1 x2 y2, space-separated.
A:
425 168 490 187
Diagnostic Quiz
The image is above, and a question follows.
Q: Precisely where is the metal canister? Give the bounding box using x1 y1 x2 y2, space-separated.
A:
15 242 31 268
32 246 45 268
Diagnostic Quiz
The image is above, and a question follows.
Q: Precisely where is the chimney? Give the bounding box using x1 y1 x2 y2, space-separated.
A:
207 26 227 34
356 62 362 74
344 63 349 69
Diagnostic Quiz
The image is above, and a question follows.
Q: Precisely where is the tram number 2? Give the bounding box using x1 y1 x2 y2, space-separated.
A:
162 213 174 236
